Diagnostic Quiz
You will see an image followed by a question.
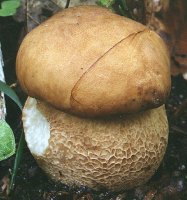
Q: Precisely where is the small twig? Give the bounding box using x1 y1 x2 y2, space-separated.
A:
65 0 71 9
10 82 17 89
0 43 6 120
26 0 29 33
49 0 61 8
27 14 40 25
170 126 187 135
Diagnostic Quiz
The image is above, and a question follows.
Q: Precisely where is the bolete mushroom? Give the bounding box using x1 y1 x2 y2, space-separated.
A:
16 6 171 191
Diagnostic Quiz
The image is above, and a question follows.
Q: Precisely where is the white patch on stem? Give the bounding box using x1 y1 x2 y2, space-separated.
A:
23 98 50 155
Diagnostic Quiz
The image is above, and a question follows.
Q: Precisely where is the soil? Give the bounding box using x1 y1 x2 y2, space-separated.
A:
0 5 187 200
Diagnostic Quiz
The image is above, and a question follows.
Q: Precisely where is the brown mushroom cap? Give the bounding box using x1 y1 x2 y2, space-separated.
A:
16 6 171 117
22 97 168 191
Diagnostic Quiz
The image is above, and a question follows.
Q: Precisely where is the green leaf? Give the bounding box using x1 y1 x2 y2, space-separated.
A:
0 120 15 161
0 0 20 17
97 0 115 8
0 82 24 193
0 81 22 110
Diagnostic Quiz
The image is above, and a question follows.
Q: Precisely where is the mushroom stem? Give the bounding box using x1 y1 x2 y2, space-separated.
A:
22 97 169 191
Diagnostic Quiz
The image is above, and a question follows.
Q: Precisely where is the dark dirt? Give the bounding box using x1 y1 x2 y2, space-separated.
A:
0 5 187 200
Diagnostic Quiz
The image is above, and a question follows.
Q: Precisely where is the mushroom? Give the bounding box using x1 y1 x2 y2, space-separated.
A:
16 6 171 191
